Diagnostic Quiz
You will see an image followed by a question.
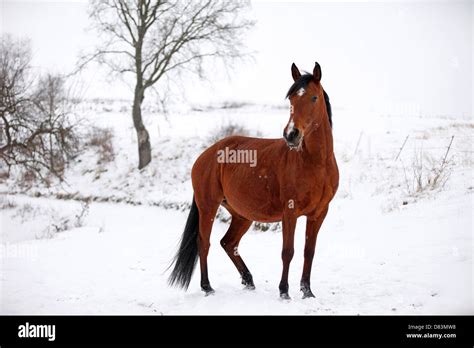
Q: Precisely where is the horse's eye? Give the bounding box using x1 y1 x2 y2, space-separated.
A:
311 96 318 102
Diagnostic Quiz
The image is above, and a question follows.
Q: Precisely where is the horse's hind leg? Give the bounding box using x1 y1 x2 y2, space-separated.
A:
196 199 220 295
220 214 254 289
191 144 227 295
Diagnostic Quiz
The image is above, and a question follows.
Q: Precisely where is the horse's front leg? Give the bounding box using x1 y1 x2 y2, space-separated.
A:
279 210 297 299
300 208 328 299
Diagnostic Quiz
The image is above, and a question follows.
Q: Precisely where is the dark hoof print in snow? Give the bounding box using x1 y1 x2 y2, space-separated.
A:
280 292 291 300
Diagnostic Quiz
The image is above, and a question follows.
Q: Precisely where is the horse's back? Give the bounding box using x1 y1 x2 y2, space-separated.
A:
191 135 286 221
215 134 284 149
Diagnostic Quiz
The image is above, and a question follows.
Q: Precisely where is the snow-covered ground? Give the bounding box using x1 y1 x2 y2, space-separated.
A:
1 100 472 314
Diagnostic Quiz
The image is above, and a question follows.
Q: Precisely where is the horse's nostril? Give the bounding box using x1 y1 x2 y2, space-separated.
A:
286 128 299 142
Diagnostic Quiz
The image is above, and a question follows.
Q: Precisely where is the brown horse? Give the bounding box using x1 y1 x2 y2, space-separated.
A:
169 62 339 299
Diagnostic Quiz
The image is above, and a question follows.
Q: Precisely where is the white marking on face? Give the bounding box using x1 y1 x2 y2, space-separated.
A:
286 119 295 137
297 87 306 96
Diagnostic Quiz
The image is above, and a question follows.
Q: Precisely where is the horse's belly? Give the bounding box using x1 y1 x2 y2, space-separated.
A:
225 195 283 222
221 168 283 222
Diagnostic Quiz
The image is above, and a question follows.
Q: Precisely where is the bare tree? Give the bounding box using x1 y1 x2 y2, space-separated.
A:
0 35 79 182
32 74 80 177
85 0 254 169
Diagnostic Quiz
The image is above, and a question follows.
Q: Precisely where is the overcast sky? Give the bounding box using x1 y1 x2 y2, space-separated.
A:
1 0 472 117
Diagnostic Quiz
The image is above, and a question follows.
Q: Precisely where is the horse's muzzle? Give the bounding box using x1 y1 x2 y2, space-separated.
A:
284 128 302 149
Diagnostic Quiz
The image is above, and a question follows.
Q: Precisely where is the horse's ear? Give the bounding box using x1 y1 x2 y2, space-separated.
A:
313 62 322 83
291 63 301 82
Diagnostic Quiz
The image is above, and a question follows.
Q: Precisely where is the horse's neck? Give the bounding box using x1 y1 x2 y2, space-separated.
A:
303 113 334 164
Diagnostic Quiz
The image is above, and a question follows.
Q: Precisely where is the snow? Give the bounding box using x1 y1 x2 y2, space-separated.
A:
1 100 472 315
0 0 472 315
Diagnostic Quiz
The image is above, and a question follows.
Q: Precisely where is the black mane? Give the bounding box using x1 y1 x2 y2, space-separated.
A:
286 73 332 127
323 89 332 128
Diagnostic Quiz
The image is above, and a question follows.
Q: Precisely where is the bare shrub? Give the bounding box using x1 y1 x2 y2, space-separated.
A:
220 101 250 109
208 122 261 145
10 200 90 239
74 200 90 228
402 148 452 196
86 127 115 164
12 203 37 223
39 201 90 239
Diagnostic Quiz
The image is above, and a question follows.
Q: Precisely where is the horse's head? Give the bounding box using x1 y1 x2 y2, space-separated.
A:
284 62 327 150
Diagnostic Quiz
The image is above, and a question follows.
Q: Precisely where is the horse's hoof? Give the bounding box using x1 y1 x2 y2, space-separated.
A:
280 292 291 300
204 289 215 296
302 290 315 299
300 281 315 299
241 273 255 290
242 278 256 290
201 285 215 296
244 283 256 290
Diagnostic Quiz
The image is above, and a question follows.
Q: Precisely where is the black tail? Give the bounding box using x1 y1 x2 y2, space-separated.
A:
168 196 200 290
